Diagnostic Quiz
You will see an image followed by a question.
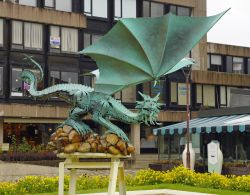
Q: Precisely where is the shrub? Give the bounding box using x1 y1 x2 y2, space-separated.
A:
0 165 249 194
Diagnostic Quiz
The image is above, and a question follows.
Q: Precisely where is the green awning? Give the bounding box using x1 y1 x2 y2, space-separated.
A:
153 114 250 135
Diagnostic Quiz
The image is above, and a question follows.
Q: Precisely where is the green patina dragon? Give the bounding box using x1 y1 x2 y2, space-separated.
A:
21 12 226 142
21 57 161 142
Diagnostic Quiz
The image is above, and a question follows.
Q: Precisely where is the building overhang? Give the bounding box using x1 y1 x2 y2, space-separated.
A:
191 70 250 87
0 2 86 28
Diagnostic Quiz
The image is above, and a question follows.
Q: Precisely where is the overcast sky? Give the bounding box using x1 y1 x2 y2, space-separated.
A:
207 0 250 47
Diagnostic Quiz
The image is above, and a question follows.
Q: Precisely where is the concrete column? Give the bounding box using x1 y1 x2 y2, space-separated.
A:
0 118 3 144
130 124 140 154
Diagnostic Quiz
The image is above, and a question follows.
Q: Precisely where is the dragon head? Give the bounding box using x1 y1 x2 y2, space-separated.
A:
135 92 162 126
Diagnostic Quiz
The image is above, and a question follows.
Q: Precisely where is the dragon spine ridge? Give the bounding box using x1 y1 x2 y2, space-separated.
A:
21 56 161 142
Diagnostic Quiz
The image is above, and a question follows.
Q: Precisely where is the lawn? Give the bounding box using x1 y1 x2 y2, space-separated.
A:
29 183 250 195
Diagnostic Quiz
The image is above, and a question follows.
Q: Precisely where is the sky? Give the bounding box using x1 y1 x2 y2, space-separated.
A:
207 0 250 47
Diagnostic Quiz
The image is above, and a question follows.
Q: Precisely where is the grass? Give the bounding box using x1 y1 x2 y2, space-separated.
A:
28 183 250 195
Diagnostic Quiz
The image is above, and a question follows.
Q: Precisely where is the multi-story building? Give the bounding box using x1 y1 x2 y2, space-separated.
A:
0 0 249 162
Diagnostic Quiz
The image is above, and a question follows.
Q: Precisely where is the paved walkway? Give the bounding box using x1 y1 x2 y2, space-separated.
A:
87 189 216 195
0 162 137 182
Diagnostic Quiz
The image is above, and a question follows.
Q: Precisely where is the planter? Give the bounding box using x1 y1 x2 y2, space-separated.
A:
223 166 250 176
149 163 180 171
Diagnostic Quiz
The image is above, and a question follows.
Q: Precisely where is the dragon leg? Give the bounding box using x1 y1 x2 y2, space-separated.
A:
92 112 129 142
58 107 92 136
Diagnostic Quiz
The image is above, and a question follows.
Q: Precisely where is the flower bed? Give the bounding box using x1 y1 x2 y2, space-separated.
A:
0 166 249 194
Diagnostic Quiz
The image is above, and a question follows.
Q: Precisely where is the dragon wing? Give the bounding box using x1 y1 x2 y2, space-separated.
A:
80 10 229 95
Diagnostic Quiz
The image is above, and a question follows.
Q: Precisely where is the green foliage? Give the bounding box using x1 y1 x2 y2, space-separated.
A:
17 138 32 153
0 166 250 194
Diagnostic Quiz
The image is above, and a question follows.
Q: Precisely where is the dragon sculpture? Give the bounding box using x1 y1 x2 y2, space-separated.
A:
21 12 227 143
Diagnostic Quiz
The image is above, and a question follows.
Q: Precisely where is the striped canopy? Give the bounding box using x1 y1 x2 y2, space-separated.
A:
153 114 250 135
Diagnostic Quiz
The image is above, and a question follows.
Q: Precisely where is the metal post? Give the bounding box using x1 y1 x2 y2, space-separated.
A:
186 73 191 169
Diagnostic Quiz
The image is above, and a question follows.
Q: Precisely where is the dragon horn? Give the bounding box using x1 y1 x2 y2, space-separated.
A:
138 91 147 100
153 93 160 101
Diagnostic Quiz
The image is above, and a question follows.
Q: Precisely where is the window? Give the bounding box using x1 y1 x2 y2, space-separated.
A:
55 0 72 12
18 0 37 7
0 67 3 96
248 58 250 74
196 84 202 104
143 1 164 17
11 68 41 97
170 82 190 106
83 33 102 48
114 0 136 19
233 57 244 74
220 86 227 107
208 54 223 72
83 0 108 18
0 19 3 46
50 26 78 53
50 71 78 85
45 0 55 9
12 21 43 50
203 85 215 107
170 5 191 16
24 23 43 49
142 80 165 104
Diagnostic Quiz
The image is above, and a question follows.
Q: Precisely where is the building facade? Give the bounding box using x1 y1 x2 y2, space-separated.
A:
0 0 249 160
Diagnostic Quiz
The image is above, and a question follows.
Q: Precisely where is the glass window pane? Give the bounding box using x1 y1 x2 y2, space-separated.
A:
45 0 54 7
143 82 150 95
122 0 136 18
11 68 23 96
177 6 190 16
92 34 102 44
177 83 188 105
196 84 202 104
24 23 43 49
12 21 23 45
84 33 91 48
0 67 3 95
55 0 72 12
50 26 60 49
248 59 250 74
83 75 92 87
169 5 177 15
226 56 233 73
170 82 177 103
50 71 60 85
220 86 226 106
207 54 210 69
19 0 37 7
203 85 215 107
211 55 222 65
151 2 164 17
151 80 165 103
143 1 150 17
115 0 121 18
61 72 78 84
0 19 3 45
92 0 108 18
233 57 243 74
84 0 91 13
227 87 231 106
61 27 78 53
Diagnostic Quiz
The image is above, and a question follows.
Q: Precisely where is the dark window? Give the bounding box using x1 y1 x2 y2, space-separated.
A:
143 1 164 17
49 71 78 86
143 80 165 104
233 57 244 74
12 21 43 50
226 56 233 73
247 58 250 74
83 0 108 18
0 67 3 96
83 33 102 48
170 5 191 16
208 54 223 72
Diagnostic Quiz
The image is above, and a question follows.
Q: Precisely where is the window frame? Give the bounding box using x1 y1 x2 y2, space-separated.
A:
17 0 37 7
0 66 4 97
169 81 191 106
49 25 79 54
83 0 108 18
44 0 55 9
0 18 4 47
195 84 216 108
83 32 103 49
11 20 43 51
49 70 79 86
207 54 223 72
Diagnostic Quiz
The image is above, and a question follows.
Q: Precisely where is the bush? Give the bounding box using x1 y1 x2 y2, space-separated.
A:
0 152 57 161
0 166 249 194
